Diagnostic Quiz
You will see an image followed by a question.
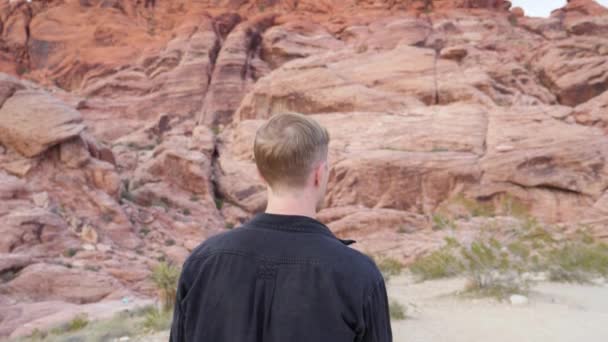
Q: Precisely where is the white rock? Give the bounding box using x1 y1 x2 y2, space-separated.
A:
510 294 529 306
97 244 112 253
496 144 515 152
118 337 130 342
82 244 96 251
32 192 50 208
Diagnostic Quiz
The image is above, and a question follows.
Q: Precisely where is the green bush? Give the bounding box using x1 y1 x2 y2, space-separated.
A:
376 257 404 282
389 299 407 320
507 241 530 260
151 262 181 312
454 194 495 217
460 240 528 299
409 246 463 281
545 243 608 283
499 194 529 219
142 306 173 332
63 248 78 258
215 198 224 210
139 226 151 237
432 213 456 231
66 314 89 332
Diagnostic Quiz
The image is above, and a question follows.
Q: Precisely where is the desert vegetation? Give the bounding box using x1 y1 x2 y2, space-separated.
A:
11 262 180 342
408 219 608 300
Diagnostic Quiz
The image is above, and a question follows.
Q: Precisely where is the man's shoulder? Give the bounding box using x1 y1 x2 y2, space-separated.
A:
329 242 384 283
186 227 244 261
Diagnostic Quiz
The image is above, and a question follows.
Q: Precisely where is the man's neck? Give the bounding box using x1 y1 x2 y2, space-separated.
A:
265 190 317 218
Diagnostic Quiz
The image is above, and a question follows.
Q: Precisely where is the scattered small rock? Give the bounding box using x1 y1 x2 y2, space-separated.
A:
439 46 468 62
496 144 515 152
32 192 50 208
82 244 96 251
510 294 529 306
81 225 99 244
97 243 112 253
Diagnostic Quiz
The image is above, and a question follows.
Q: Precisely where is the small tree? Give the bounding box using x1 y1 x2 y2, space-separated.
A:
151 262 181 312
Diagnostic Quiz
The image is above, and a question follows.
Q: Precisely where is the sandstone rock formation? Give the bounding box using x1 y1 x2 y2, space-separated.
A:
1 0 608 337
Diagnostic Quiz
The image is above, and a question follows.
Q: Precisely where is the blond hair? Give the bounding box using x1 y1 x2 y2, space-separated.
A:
254 113 330 189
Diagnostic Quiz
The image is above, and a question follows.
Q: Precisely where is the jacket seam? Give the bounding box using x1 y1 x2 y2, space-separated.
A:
189 248 325 265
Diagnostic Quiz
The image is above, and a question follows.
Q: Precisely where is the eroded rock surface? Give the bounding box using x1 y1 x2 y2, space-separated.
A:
1 0 608 337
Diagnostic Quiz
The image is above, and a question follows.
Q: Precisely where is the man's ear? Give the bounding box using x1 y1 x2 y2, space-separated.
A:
313 162 325 187
257 169 268 185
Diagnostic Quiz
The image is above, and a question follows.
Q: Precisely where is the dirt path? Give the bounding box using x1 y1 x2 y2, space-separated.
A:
134 277 608 342
389 276 608 342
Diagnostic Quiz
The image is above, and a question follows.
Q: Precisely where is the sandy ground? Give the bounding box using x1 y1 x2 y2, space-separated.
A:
135 276 608 342
389 276 608 342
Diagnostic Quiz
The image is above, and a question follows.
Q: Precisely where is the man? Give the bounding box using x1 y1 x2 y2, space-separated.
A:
170 113 392 341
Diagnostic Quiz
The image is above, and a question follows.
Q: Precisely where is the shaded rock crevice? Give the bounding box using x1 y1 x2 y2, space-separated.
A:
505 179 587 197
207 14 243 87
199 15 276 126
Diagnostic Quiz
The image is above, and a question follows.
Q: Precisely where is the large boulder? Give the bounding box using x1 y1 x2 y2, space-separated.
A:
1 263 120 304
532 38 608 106
573 90 608 131
0 88 85 157
476 105 608 222
0 208 77 255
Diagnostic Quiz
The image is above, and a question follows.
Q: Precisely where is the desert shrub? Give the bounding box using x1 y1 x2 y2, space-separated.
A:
142 306 173 332
431 213 456 231
64 248 79 258
65 314 89 332
410 236 528 299
12 307 158 342
454 194 495 217
397 226 410 234
460 240 529 299
410 216 608 298
139 226 151 237
545 243 608 283
375 257 404 282
389 299 407 320
409 244 463 281
507 241 530 260
157 196 171 211
499 194 529 219
462 271 527 300
151 261 181 312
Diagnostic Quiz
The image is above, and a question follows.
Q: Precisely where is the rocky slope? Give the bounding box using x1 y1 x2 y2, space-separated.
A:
1 0 608 337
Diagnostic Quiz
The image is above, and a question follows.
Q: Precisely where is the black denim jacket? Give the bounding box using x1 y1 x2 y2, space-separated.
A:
170 213 392 342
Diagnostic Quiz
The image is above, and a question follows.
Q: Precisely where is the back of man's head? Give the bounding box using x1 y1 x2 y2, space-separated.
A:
254 113 330 191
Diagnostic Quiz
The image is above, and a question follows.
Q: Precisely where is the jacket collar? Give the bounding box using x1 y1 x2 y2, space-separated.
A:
247 213 356 246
